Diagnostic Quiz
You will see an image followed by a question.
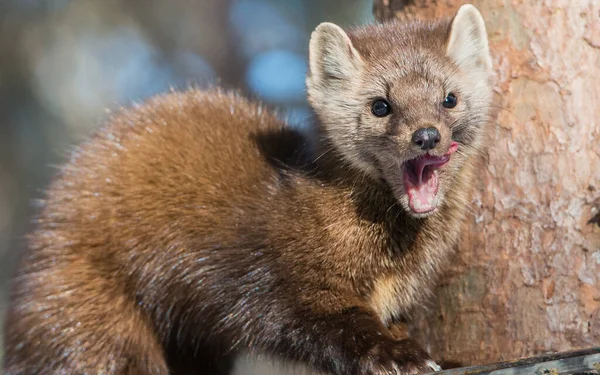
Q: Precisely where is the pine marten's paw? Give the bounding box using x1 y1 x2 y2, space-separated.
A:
356 339 440 375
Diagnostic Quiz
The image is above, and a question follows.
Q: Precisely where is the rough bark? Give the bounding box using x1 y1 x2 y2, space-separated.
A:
374 0 600 367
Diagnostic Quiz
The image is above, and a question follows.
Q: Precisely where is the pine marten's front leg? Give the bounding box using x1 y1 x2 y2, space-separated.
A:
243 291 439 375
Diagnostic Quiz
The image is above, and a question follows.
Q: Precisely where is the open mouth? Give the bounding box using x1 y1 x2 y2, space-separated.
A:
402 141 459 214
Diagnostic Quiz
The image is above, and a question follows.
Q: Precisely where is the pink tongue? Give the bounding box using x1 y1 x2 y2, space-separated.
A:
404 164 439 213
403 142 458 213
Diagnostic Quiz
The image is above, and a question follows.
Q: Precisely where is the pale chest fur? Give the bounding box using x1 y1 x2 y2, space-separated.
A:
306 170 471 325
369 274 421 325
366 210 466 325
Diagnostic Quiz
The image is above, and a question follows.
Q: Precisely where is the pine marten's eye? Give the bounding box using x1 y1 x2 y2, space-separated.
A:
371 99 391 117
442 93 458 108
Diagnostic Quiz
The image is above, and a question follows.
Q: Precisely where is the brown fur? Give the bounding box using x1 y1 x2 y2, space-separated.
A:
3 5 493 375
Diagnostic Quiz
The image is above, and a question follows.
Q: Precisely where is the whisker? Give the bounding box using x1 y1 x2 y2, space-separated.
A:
312 146 335 163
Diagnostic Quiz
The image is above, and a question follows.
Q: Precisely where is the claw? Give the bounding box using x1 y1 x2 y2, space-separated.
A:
426 360 442 372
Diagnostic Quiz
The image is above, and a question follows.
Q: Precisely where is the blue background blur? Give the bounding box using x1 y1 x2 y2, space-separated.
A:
0 0 373 360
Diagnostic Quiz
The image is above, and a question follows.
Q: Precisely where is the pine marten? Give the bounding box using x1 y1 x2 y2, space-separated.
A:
4 4 493 375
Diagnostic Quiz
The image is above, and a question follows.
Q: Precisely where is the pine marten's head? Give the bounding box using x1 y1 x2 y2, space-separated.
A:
307 5 493 218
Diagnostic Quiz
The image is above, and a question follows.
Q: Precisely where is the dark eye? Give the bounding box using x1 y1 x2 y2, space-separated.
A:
371 99 391 117
443 93 457 109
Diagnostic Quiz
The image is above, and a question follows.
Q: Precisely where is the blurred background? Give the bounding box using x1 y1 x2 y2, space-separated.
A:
0 0 373 360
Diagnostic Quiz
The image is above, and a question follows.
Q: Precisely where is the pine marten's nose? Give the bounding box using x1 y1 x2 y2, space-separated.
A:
412 127 441 150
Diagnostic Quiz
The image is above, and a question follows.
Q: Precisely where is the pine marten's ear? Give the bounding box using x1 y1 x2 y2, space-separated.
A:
308 22 364 88
446 4 492 72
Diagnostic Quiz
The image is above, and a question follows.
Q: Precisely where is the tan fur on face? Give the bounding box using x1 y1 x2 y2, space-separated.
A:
307 4 493 217
306 23 373 176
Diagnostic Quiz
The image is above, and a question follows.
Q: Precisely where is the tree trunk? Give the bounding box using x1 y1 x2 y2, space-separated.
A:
373 0 600 367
